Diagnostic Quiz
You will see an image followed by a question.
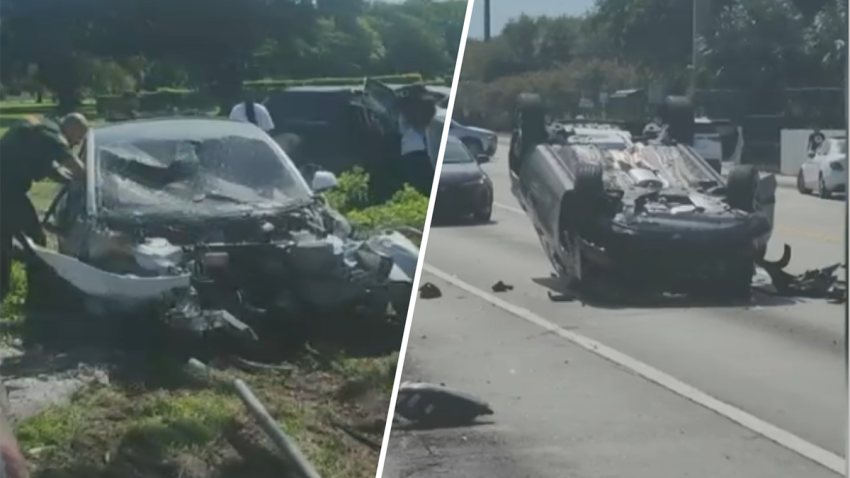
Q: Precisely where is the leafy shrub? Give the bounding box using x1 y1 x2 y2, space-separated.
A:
346 186 429 232
324 167 372 214
325 167 428 232
452 59 650 131
94 73 449 116
0 262 27 322
245 73 426 91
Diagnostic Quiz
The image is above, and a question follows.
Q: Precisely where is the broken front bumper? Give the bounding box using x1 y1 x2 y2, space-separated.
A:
23 231 420 337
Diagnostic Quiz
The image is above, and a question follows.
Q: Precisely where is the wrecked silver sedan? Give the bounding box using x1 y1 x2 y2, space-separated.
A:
23 118 418 343
509 94 777 299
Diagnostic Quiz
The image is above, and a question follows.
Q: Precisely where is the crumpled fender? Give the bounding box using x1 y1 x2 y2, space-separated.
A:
24 236 190 300
365 231 420 282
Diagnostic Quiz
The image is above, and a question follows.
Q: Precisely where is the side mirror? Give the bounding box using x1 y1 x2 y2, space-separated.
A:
475 153 489 163
312 170 338 193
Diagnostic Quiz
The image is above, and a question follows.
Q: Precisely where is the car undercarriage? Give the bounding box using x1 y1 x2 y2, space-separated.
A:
510 94 779 300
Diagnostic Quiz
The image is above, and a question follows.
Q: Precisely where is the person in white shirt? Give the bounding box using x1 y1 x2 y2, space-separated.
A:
229 94 275 133
396 89 437 196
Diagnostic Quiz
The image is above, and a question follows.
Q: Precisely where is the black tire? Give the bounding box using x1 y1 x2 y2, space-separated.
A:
516 93 547 149
574 163 605 199
472 203 492 223
817 173 831 199
726 165 759 212
797 169 811 194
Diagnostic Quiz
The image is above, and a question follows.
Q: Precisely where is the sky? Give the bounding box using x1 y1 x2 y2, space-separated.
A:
465 0 595 38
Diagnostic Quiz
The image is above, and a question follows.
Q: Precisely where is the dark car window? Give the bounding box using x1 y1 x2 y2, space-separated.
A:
442 137 475 164
265 91 349 124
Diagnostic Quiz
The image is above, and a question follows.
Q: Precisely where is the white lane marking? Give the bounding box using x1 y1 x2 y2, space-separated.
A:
422 263 845 474
494 202 525 215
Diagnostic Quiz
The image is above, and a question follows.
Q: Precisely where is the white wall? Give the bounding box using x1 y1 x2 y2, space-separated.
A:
779 129 844 176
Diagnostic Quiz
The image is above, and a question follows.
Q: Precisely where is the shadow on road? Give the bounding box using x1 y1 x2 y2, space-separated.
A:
429 216 498 228
393 420 495 432
531 275 804 310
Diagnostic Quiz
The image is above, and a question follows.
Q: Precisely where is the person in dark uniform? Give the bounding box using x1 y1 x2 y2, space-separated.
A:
0 113 88 302
395 87 438 196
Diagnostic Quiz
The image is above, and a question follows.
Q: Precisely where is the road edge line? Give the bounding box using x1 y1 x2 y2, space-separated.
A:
423 263 845 475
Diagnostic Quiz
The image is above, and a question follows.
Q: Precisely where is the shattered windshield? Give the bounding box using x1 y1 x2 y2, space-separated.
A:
95 122 312 218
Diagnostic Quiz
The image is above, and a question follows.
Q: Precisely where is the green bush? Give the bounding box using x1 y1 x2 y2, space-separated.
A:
244 73 425 91
346 186 429 232
94 73 443 115
324 167 372 214
325 167 428 233
0 262 27 322
452 59 651 131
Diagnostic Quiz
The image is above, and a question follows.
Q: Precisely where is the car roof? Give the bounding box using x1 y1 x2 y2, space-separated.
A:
94 117 270 144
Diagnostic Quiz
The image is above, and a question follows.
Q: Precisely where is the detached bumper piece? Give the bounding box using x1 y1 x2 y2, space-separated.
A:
757 244 846 303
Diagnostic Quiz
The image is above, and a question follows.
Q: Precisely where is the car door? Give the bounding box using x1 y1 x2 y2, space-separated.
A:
363 78 397 119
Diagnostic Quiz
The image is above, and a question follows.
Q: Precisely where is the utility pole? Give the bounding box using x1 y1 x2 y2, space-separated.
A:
691 0 711 96
484 0 491 42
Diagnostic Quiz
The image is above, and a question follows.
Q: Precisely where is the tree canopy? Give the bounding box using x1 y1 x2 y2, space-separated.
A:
0 0 465 110
456 0 846 129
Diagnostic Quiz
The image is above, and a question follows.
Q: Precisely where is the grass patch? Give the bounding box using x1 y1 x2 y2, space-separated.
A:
15 355 396 478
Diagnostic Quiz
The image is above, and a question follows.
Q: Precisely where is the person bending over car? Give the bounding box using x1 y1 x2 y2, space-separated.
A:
0 113 87 474
0 113 88 303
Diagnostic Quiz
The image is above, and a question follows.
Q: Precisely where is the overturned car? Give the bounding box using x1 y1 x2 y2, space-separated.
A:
22 118 419 344
508 94 776 298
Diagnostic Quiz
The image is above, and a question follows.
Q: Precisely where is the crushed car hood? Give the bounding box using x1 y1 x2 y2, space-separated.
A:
564 142 776 220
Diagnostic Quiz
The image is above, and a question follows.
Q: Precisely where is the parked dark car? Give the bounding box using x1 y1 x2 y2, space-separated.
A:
433 136 493 223
263 79 444 202
508 93 777 299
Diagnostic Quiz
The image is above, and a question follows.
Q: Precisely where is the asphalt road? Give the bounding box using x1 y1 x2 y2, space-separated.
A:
383 142 846 477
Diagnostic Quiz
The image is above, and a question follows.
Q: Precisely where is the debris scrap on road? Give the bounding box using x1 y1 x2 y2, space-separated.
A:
757 244 846 303
491 281 514 292
394 381 493 427
419 282 442 299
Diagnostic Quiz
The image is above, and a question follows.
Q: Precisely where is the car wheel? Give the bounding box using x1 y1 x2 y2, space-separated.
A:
517 92 547 148
797 170 811 194
726 165 759 212
817 173 831 199
472 203 492 223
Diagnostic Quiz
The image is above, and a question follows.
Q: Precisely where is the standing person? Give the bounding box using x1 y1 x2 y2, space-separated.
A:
228 93 275 133
396 88 438 196
0 113 88 303
0 113 89 478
